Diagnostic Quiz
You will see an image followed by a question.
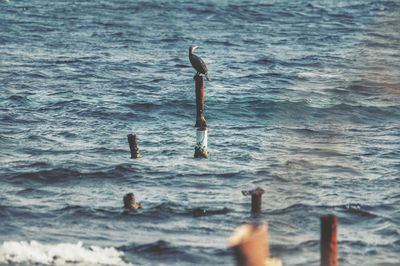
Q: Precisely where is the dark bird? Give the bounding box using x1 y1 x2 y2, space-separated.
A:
189 45 210 81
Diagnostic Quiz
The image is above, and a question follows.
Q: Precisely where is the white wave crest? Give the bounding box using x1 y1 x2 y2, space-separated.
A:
0 241 133 266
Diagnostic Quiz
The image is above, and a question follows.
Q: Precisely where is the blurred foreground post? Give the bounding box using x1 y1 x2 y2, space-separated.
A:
242 187 265 213
194 74 208 158
229 223 282 266
320 215 338 266
127 133 140 159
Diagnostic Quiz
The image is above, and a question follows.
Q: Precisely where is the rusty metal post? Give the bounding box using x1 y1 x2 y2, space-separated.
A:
321 215 338 266
195 75 207 128
127 133 140 159
242 187 265 213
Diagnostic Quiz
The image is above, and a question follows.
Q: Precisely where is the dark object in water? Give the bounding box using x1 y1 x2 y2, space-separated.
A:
242 187 265 213
123 193 141 209
192 207 230 217
189 45 210 81
127 133 140 159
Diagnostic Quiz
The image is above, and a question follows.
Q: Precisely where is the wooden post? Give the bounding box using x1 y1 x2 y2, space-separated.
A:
320 215 338 266
193 74 208 158
195 75 207 128
127 133 140 159
242 187 265 213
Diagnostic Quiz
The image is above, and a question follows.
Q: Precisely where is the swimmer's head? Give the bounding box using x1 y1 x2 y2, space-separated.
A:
123 193 141 209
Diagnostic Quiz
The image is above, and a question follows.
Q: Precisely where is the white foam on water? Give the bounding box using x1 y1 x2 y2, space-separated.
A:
297 71 340 79
0 241 133 266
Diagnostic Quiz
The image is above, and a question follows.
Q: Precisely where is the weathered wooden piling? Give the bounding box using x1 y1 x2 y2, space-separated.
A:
195 74 207 128
127 133 140 159
229 223 282 266
242 187 265 213
193 74 208 158
320 215 338 266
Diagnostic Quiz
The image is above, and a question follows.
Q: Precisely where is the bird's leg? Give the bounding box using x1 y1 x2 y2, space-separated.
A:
193 72 199 80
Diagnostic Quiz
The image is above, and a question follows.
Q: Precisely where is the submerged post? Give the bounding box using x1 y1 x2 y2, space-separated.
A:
320 215 338 266
193 74 208 158
127 133 140 159
242 187 265 213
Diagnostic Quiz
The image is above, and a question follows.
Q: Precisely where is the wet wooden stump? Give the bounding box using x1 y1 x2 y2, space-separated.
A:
127 133 140 159
195 74 207 128
242 187 265 213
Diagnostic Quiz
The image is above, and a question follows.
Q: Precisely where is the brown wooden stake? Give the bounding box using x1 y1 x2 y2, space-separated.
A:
320 215 338 266
127 133 140 159
242 187 265 213
195 74 207 128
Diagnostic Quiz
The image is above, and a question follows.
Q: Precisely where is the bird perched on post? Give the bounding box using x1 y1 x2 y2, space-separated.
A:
189 45 210 81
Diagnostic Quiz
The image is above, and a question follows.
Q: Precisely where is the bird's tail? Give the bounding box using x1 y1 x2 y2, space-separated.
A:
205 73 211 81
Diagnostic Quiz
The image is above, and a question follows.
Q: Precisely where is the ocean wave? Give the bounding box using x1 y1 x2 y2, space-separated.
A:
119 240 228 265
4 164 148 185
6 168 81 184
55 205 120 220
268 203 385 220
0 241 131 266
120 240 180 255
1 95 31 107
